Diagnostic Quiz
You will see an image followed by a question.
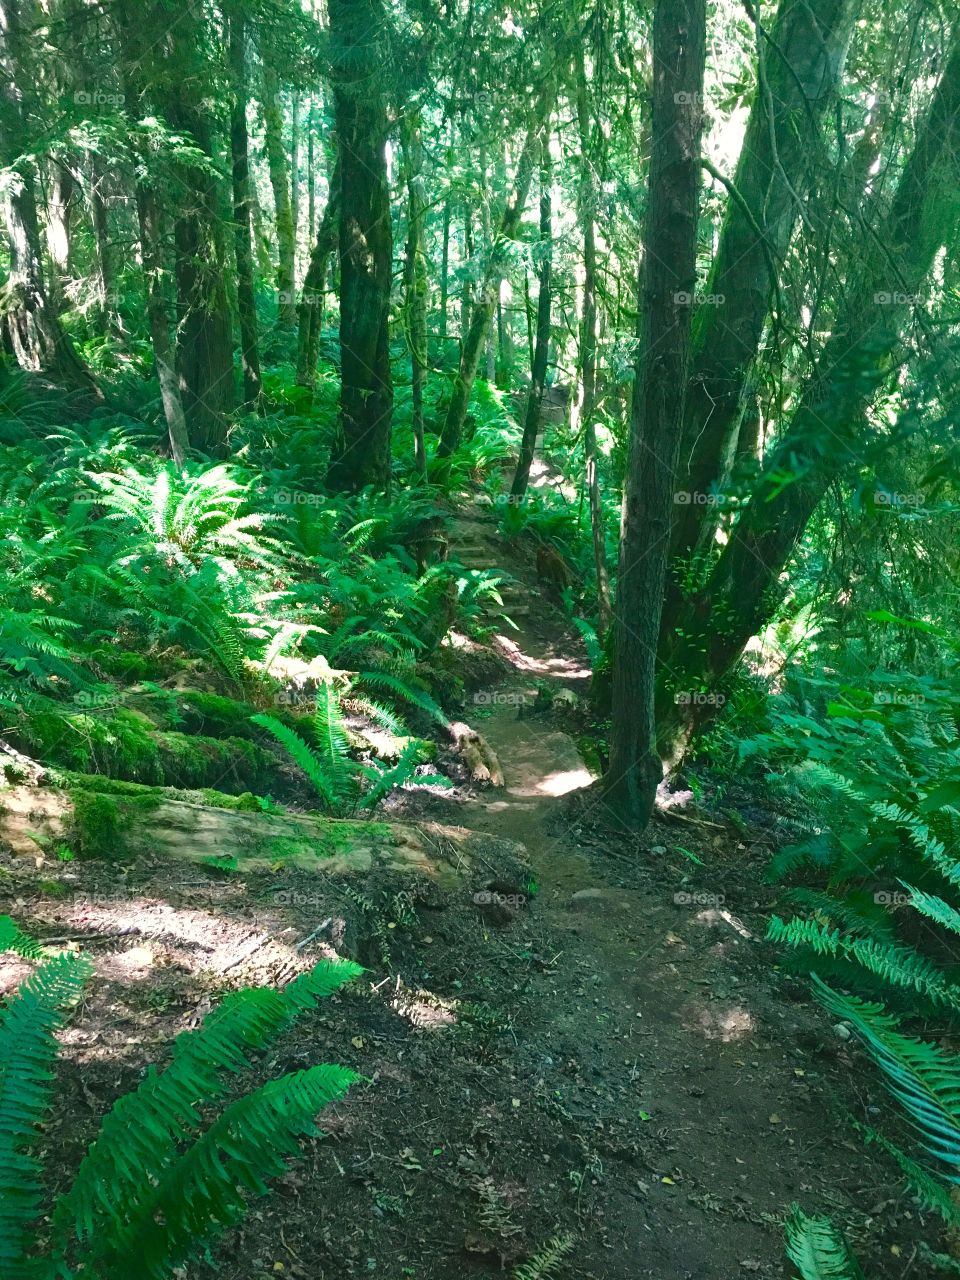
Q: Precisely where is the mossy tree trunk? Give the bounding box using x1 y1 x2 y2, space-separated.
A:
326 0 394 492
603 0 707 830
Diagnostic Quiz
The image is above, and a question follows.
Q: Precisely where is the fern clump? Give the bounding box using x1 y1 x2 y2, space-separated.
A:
0 920 362 1278
254 678 449 815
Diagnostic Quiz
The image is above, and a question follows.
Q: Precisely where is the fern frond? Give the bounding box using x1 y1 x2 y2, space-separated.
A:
813 977 960 1174
101 1064 359 1278
252 712 342 812
900 882 960 937
355 670 448 727
0 916 45 960
512 1232 576 1280
768 916 960 1012
856 1122 960 1225
0 951 93 1279
57 958 361 1250
784 1205 864 1280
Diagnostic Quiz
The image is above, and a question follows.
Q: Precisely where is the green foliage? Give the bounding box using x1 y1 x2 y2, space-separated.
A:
0 922 361 1279
512 1232 577 1280
68 790 122 859
784 1205 864 1280
253 678 449 815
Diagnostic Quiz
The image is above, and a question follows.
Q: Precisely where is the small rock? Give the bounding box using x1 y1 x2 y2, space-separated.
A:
570 888 604 911
649 845 667 855
833 1023 851 1041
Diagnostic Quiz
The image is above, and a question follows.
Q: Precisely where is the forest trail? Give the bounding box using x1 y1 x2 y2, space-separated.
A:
427 503 887 1279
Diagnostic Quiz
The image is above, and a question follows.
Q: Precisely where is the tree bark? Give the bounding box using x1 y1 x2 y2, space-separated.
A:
657 29 960 762
263 66 297 328
576 45 611 633
326 0 393 492
296 168 339 387
229 10 262 407
0 0 97 398
401 110 429 478
663 0 856 602
510 140 552 499
135 186 190 468
435 97 551 473
603 0 707 829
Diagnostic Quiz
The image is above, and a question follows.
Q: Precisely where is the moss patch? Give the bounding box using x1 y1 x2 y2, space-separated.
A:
69 790 122 860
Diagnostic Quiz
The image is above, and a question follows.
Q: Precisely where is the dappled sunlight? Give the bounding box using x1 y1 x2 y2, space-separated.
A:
388 979 459 1030
537 768 595 797
492 633 592 679
693 1003 755 1042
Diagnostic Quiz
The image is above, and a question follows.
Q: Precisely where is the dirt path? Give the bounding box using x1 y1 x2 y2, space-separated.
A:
426 504 907 1279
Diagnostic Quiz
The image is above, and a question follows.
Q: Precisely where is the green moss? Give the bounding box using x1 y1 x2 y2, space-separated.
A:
50 773 164 809
69 790 122 860
51 772 279 815
177 691 260 740
155 732 270 790
85 647 158 680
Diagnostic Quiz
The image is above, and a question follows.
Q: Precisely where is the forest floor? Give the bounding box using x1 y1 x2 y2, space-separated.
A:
0 503 931 1279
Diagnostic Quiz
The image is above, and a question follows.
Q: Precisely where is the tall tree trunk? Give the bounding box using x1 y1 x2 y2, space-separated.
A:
307 97 316 239
45 161 74 279
576 46 611 633
296 168 339 387
663 0 856 605
401 111 429 477
291 90 300 249
435 98 551 472
439 194 450 342
135 186 190 467
510 140 552 499
326 0 393 492
657 28 960 763
229 10 262 406
603 0 707 829
0 0 97 398
461 205 474 340
89 161 113 323
263 67 296 328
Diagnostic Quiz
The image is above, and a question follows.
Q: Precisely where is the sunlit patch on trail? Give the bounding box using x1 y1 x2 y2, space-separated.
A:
694 1003 755 1041
492 633 591 680
537 768 595 797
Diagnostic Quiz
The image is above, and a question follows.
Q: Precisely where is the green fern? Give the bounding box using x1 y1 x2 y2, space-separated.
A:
767 916 960 1012
0 916 47 960
512 1232 577 1280
0 941 360 1278
813 977 960 1176
92 1065 359 1278
0 950 94 1279
784 1205 864 1280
